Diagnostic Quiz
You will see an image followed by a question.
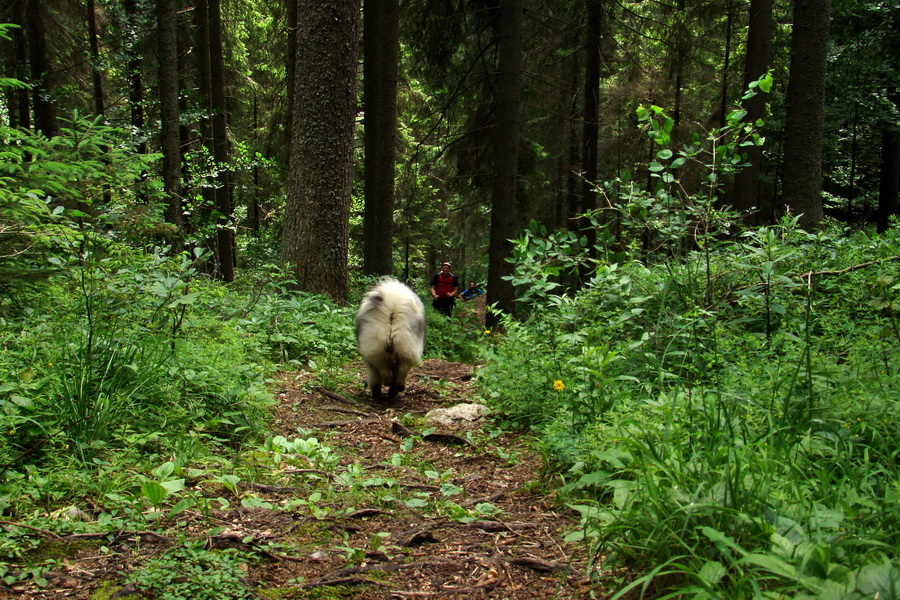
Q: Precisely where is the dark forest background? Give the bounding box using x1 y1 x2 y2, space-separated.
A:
3 0 898 310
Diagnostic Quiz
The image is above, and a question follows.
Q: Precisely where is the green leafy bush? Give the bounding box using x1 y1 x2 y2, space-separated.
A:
127 541 255 600
478 90 900 597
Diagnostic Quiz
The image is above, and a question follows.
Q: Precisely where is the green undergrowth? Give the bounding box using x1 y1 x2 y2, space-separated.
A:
472 95 900 598
477 219 900 598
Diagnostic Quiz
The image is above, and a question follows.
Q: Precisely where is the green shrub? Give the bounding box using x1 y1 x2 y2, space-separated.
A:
127 541 256 600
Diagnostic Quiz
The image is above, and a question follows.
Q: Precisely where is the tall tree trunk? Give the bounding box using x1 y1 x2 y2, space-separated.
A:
25 0 58 137
11 1 30 130
285 0 297 171
731 0 773 222
362 0 400 276
565 48 580 227
280 0 361 303
486 0 523 328
87 0 113 205
875 13 900 232
249 91 260 236
718 0 733 129
87 0 105 116
193 0 217 253
876 89 900 233
579 0 601 249
157 0 184 237
780 0 830 230
124 0 146 155
208 0 234 281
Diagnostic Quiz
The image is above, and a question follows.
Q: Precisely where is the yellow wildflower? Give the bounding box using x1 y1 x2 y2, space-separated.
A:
553 380 565 392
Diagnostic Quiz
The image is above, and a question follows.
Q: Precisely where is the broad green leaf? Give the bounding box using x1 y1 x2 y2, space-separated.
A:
168 497 195 519
161 478 185 494
741 553 797 579
141 481 168 507
241 497 273 510
697 560 726 586
151 462 175 480
701 527 746 556
856 560 900 598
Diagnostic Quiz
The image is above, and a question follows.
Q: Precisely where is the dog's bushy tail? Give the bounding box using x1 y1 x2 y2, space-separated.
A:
355 278 426 398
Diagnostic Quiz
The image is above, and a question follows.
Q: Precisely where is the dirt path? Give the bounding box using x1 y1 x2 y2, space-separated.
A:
259 359 593 599
1 360 596 599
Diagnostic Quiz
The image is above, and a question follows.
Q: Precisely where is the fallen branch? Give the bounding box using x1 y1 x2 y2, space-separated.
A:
504 556 566 573
300 576 391 590
345 508 392 519
321 405 374 417
318 387 360 406
423 432 475 447
391 421 415 438
798 255 900 281
0 520 64 540
238 481 299 494
391 423 476 447
317 418 382 428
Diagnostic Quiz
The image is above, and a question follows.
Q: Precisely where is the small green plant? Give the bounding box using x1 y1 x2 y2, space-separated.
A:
262 435 339 471
127 541 255 600
55 336 171 457
869 272 900 347
734 214 806 339
136 461 194 522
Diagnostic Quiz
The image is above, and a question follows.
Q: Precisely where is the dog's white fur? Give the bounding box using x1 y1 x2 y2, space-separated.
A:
355 278 426 399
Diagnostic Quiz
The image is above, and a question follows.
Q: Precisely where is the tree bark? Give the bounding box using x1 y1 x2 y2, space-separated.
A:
718 0 733 129
362 0 400 277
192 0 217 254
285 0 297 172
280 0 361 303
565 49 580 227
87 0 105 116
780 0 830 230
731 0 773 222
157 0 184 236
876 89 900 233
24 0 58 137
124 0 146 155
208 0 234 281
579 0 601 249
486 0 523 328
10 0 30 130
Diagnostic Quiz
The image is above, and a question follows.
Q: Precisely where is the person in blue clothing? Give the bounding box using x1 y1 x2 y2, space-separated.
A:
460 281 484 301
430 262 459 316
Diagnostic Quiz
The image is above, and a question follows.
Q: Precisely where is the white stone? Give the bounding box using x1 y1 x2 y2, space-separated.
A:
425 403 490 426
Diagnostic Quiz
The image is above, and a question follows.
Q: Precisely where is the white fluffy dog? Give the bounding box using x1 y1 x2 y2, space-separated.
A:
355 278 426 399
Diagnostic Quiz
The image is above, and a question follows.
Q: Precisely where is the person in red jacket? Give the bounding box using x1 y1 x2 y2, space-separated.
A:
429 262 459 317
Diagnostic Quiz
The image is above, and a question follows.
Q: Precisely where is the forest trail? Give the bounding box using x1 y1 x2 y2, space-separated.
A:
257 358 594 599
2 359 598 600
